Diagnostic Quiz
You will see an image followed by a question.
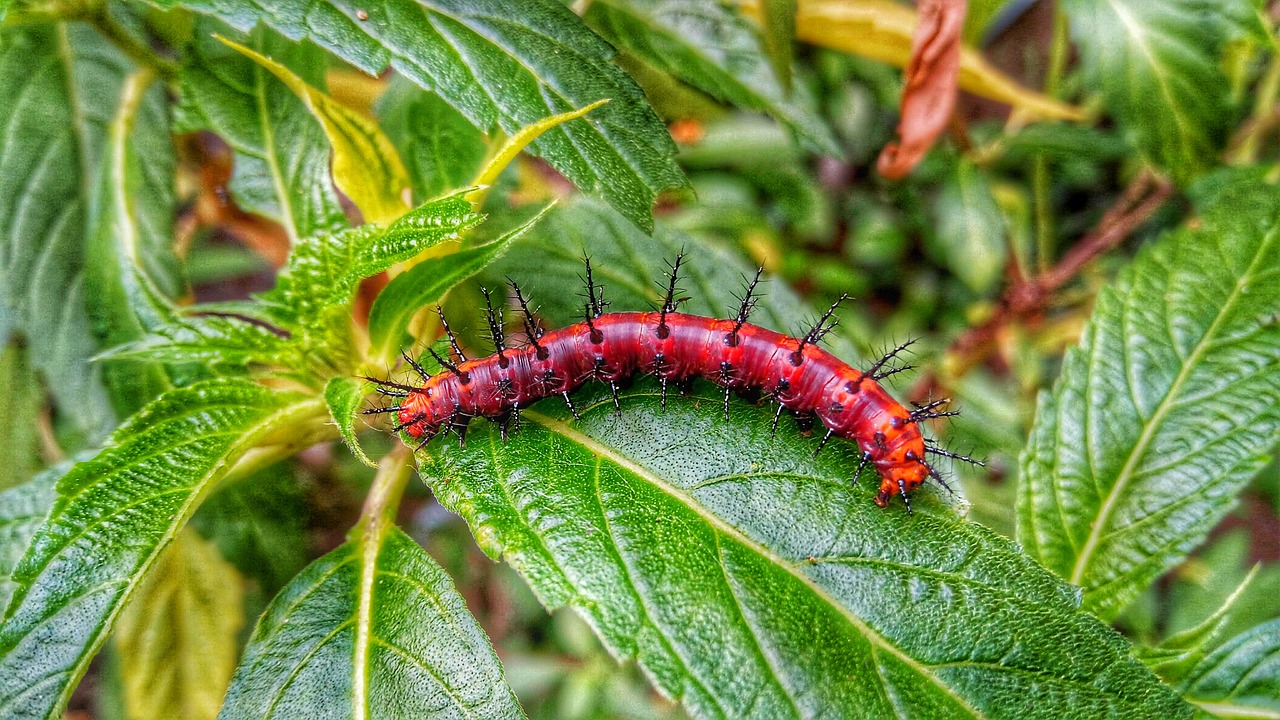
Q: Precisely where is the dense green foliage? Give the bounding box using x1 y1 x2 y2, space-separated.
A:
1 1 1278 719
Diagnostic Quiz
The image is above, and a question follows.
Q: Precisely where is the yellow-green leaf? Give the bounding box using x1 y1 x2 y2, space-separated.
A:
742 0 1084 121
216 36 411 224
114 528 244 720
466 99 609 205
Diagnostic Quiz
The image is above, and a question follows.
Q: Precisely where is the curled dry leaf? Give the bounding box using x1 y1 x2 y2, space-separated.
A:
741 0 1084 122
877 0 965 180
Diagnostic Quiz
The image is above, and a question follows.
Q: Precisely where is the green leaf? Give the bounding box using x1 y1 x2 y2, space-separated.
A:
100 314 302 370
114 528 244 720
175 21 347 240
218 35 412 224
367 204 551 362
1061 0 1252 183
326 376 377 468
368 241 511 362
585 0 838 155
418 379 1190 718
0 379 327 720
159 0 688 230
1140 566 1258 682
85 65 187 415
0 345 43 490
1 24 124 440
266 191 484 329
757 0 796 91
1176 618 1280 719
0 464 60 610
1017 177 1280 620
467 101 610 205
376 78 486 201
220 526 523 719
932 159 1007 293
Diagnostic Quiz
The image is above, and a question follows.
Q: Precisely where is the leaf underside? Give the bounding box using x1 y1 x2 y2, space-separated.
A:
175 20 347 240
1062 0 1248 183
1 24 122 440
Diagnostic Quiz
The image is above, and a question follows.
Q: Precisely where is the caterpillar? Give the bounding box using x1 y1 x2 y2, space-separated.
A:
367 255 980 512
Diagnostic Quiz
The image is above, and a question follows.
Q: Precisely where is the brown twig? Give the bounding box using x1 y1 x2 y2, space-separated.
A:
942 170 1174 377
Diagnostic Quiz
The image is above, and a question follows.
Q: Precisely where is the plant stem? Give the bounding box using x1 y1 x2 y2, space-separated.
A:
1032 6 1071 274
355 444 413 539
940 170 1173 377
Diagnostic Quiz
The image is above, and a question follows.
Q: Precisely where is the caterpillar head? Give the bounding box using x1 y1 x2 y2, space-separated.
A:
873 454 931 508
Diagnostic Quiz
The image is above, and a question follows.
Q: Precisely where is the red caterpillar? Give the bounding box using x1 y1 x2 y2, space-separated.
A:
368 257 978 511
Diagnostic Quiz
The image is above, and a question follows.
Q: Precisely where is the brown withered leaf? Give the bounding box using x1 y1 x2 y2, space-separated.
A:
877 0 965 180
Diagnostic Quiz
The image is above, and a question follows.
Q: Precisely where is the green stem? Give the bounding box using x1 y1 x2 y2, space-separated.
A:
351 446 412 720
1032 7 1070 274
354 445 413 539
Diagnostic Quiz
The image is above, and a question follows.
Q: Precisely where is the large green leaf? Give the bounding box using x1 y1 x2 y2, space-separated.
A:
1017 177 1280 620
114 528 245 720
418 379 1190 719
176 21 347 241
0 24 121 440
584 0 838 155
1061 0 1254 183
84 64 183 416
158 0 688 230
219 526 524 719
100 313 303 371
1175 618 1280 719
0 379 328 720
0 464 61 610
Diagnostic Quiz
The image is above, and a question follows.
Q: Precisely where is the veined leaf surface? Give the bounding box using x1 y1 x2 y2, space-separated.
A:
219 527 523 719
418 380 1190 719
0 380 327 720
1018 177 1280 619
159 0 688 230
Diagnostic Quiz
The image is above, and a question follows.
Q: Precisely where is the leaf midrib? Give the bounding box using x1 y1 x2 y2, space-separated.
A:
1101 0 1201 164
1188 700 1280 719
1069 220 1280 585
252 48 300 245
524 409 990 719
